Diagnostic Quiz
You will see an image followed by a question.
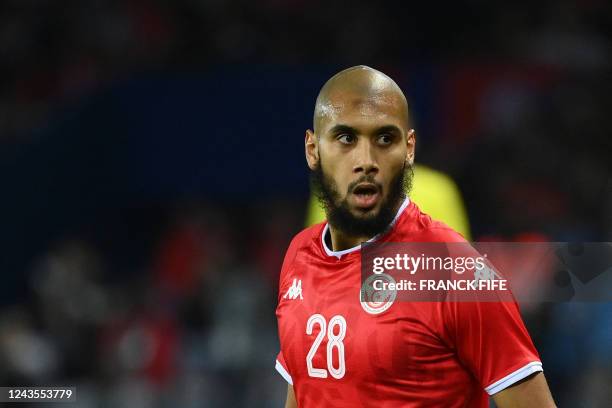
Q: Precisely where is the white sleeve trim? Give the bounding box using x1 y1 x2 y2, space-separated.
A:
485 361 543 395
275 359 293 385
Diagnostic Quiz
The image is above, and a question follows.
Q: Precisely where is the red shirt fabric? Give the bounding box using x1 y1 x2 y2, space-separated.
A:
275 198 542 407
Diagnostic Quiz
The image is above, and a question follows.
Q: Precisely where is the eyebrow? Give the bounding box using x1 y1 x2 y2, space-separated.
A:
328 124 402 135
377 125 402 134
328 124 357 135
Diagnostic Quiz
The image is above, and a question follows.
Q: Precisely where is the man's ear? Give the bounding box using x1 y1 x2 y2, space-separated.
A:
305 129 319 170
406 129 416 165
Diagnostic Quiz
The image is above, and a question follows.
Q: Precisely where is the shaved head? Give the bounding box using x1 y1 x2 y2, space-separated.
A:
313 65 410 133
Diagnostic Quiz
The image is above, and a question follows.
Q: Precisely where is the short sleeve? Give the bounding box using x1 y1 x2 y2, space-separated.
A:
444 299 543 395
274 227 318 387
275 351 293 385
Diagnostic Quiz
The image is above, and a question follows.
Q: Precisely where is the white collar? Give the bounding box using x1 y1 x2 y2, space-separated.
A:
321 196 411 259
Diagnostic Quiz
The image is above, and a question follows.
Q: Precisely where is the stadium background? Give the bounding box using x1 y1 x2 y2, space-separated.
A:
0 0 611 406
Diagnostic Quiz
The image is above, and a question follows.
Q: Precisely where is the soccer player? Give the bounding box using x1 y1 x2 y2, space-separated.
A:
275 66 556 407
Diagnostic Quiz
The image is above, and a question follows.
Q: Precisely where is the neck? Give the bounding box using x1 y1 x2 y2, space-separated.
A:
328 226 371 252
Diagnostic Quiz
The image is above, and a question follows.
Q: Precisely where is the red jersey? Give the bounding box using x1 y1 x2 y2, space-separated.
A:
275 198 542 407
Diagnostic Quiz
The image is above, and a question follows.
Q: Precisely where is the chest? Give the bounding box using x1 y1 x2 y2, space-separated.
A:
276 266 453 386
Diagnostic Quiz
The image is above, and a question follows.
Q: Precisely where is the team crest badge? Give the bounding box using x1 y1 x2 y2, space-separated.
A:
360 273 397 315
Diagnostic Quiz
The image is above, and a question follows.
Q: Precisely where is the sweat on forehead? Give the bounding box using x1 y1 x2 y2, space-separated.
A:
313 65 409 132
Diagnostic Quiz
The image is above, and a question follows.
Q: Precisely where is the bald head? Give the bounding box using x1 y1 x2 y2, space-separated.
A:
313 65 410 133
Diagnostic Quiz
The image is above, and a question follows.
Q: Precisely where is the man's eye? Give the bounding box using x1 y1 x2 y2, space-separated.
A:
377 134 393 145
337 134 355 144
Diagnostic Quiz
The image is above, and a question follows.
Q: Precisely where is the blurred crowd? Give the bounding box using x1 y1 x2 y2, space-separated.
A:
1 0 610 140
0 202 300 407
1 0 611 407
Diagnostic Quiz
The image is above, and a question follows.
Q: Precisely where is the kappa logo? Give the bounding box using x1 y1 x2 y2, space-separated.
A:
283 278 303 300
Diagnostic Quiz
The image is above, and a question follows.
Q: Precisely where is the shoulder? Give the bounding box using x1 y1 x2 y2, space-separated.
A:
425 220 467 243
394 200 467 243
281 222 325 269
287 222 324 252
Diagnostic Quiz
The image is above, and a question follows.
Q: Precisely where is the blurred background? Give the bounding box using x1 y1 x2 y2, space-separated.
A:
0 0 611 406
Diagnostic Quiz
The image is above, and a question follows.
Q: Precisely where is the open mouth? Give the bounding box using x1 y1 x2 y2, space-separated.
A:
351 183 380 209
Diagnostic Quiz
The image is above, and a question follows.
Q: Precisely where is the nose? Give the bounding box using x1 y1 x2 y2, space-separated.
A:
352 140 379 176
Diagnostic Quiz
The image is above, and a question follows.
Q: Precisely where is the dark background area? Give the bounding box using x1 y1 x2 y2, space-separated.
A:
0 0 611 406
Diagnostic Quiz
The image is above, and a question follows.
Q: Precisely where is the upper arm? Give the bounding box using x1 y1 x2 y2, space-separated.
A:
445 297 544 393
492 372 556 408
285 384 297 408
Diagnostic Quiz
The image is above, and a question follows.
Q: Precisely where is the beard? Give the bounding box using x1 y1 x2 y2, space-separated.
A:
310 159 413 238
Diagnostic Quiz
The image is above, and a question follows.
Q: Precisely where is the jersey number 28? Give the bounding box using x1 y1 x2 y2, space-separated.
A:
306 314 346 379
